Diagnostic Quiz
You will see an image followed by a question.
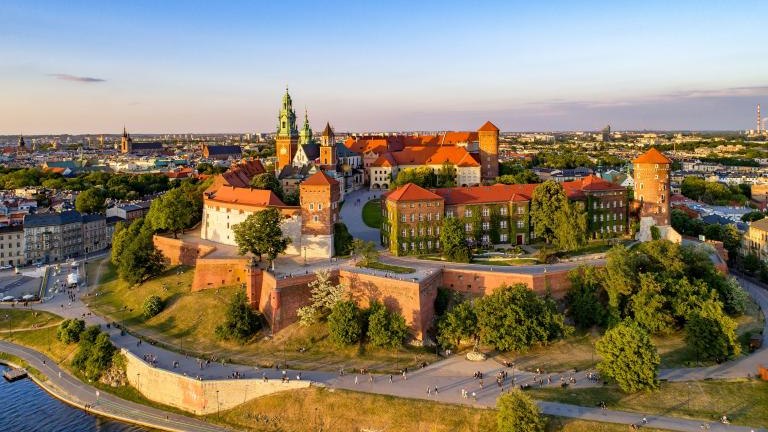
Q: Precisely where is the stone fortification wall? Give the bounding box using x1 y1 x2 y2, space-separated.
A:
190 257 251 292
153 235 216 267
122 349 308 415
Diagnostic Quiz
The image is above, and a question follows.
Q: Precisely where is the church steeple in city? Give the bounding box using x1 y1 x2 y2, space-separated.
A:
18 133 25 149
299 107 314 145
276 87 300 170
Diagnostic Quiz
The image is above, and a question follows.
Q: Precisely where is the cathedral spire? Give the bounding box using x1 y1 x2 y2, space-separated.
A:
299 106 313 145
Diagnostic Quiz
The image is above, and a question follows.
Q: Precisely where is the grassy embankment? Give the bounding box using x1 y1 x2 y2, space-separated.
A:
85 259 436 372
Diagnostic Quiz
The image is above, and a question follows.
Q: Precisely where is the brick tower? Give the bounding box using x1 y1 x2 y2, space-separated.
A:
299 171 340 258
632 147 671 225
276 87 299 170
120 126 132 153
319 122 337 169
478 121 499 181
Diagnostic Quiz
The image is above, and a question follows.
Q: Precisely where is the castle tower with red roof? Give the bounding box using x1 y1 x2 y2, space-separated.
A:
478 121 500 181
299 171 340 257
632 148 671 226
319 122 337 169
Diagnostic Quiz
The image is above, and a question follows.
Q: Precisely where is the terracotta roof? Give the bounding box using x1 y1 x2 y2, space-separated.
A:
219 159 267 188
574 175 625 191
478 121 499 132
371 153 396 167
391 146 479 167
633 148 671 164
433 183 536 205
207 185 286 207
302 171 339 186
387 183 443 202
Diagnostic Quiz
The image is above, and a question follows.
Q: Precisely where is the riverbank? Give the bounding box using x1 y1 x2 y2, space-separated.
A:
0 340 227 432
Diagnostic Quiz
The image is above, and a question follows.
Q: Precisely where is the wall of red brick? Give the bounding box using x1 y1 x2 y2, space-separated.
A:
439 268 572 299
153 235 216 267
190 257 250 292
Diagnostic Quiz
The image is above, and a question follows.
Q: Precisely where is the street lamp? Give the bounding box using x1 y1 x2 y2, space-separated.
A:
216 389 220 419
303 246 307 267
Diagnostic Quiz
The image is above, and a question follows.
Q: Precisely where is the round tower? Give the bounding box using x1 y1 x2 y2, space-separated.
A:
632 148 671 226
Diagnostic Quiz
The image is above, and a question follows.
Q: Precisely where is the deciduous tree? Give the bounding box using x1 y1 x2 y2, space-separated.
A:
596 320 659 393
685 299 741 362
440 217 471 263
232 208 291 266
327 300 362 346
530 180 568 244
496 390 546 432
215 291 262 344
437 301 477 349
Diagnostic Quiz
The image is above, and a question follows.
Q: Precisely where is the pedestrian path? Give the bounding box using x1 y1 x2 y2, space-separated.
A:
0 340 228 432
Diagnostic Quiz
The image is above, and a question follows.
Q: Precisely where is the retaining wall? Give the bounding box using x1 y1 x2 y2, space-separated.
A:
122 349 308 415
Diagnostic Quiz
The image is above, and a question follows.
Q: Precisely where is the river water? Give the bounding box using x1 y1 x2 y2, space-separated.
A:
0 365 150 432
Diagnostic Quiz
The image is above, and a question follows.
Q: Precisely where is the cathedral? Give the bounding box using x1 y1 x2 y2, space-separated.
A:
275 88 365 199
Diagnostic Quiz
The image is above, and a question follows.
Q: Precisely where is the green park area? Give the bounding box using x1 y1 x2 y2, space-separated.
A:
84 258 435 372
211 387 670 432
528 379 768 428
362 199 383 228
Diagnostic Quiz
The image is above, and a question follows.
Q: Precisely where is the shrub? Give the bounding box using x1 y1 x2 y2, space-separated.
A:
366 301 409 348
142 295 164 319
215 291 262 343
497 390 546 432
56 319 86 344
328 301 362 346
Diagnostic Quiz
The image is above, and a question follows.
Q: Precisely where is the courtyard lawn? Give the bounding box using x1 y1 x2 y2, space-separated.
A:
528 379 768 428
86 259 437 372
558 240 633 259
472 257 541 266
362 199 383 228
357 260 416 274
212 386 670 432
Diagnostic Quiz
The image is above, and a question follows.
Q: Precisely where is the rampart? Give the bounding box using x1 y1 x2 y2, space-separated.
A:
122 348 309 415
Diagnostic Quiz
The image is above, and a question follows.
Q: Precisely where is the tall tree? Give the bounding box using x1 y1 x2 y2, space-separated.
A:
552 201 587 251
530 180 568 244
596 320 660 393
351 239 379 266
215 291 262 344
249 172 284 200
232 207 291 266
440 217 471 263
685 299 741 362
117 221 166 285
496 390 547 432
146 187 197 238
75 187 107 213
436 162 456 187
328 301 363 346
566 266 608 328
474 284 571 351
630 275 675 335
437 301 477 349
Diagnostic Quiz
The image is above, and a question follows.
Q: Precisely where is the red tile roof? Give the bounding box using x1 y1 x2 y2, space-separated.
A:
387 183 443 202
433 183 536 205
371 153 396 167
302 171 339 186
478 121 500 132
206 185 286 207
633 148 671 164
390 146 480 167
220 159 267 188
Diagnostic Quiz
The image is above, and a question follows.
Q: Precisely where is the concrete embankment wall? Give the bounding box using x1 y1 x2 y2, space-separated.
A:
122 349 309 415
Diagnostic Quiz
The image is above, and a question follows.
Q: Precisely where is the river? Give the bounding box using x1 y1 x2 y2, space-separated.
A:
0 365 150 432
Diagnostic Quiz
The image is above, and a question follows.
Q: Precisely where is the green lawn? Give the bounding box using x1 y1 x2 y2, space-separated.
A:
0 309 63 331
211 386 670 432
558 240 632 258
362 199 383 228
86 259 436 372
472 257 540 266
528 379 768 428
357 260 416 274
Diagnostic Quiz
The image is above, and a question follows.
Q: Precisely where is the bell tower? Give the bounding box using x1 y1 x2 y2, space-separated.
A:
478 121 499 181
276 87 299 170
120 126 132 154
319 122 337 168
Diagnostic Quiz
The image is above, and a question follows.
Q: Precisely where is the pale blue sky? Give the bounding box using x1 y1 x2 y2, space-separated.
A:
1 1 767 133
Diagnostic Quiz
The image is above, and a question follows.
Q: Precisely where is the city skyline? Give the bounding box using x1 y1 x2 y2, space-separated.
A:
2 0 768 134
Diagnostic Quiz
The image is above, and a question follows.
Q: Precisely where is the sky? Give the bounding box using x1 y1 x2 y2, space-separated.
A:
1 0 768 134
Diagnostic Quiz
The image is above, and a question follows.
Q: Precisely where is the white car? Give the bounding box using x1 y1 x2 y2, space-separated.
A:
0 265 12 271
1 296 15 302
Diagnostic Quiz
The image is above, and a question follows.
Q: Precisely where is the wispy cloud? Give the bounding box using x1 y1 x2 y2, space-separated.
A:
49 73 106 83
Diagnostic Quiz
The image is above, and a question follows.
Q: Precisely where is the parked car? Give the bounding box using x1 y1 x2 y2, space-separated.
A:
0 265 13 271
1 295 16 302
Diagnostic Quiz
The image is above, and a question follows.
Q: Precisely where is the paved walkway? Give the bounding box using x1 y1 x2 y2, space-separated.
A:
0 340 228 432
339 188 381 243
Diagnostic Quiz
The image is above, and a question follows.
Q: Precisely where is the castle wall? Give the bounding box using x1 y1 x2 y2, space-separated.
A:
440 267 571 299
123 348 308 415
153 235 216 267
190 257 250 292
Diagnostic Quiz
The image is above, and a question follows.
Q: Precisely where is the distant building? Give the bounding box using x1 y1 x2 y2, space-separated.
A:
106 201 152 222
202 144 242 160
120 128 164 155
0 225 24 267
23 211 83 264
743 218 768 260
82 214 109 254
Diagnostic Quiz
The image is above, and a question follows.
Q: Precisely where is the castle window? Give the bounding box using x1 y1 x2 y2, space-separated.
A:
500 207 507 216
402 242 407 251
402 229 407 237
446 210 454 217
500 234 508 242
401 215 406 222
465 223 472 232
427 240 432 248
410 214 415 222
517 220 524 229
436 240 440 248
419 214 424 221
427 227 432 235
482 222 490 231
517 206 525 214
318 203 323 210
465 209 472 217
309 203 314 210
411 242 415 250
419 242 424 249
435 213 440 221
411 228 415 237
500 220 507 229
420 228 425 236
482 208 489 217
436 227 440 235
313 216 319 222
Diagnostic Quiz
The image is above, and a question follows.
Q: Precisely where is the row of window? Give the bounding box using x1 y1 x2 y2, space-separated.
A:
600 225 624 233
0 243 22 249
592 200 625 209
401 240 440 251
401 226 441 237
593 213 624 222
0 235 22 240
400 213 441 222
465 220 525 231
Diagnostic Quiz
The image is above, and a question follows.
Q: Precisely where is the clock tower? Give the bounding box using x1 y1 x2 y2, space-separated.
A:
276 87 299 170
